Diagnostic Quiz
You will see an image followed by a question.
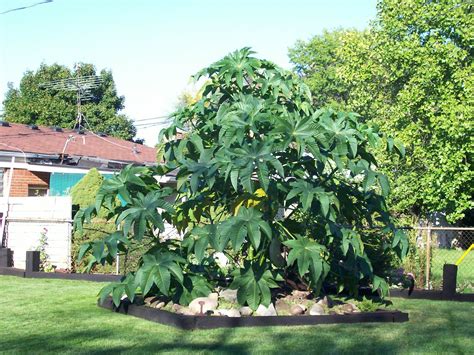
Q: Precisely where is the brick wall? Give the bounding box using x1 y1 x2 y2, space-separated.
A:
6 169 50 197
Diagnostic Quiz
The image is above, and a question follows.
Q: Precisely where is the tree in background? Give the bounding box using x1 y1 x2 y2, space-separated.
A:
289 0 473 223
289 29 351 110
70 168 115 272
2 63 136 140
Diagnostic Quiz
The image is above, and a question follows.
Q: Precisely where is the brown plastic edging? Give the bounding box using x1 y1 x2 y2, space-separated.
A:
98 298 409 330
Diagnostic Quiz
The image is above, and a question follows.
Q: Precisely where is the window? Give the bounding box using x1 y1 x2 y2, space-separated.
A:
28 185 48 197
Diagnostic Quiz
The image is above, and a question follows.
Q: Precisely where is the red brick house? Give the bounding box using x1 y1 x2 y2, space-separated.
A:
0 121 159 197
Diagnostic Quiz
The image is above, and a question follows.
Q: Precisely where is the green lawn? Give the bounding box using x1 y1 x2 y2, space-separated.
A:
0 276 473 354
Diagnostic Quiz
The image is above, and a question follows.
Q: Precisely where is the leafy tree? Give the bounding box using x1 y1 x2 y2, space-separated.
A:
75 49 407 309
3 63 136 140
289 29 352 110
70 169 115 272
71 168 104 208
289 0 473 223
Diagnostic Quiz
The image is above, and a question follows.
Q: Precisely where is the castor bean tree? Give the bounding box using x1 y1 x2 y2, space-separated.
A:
75 48 408 309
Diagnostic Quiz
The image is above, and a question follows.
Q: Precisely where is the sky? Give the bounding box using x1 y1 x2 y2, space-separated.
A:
0 0 377 145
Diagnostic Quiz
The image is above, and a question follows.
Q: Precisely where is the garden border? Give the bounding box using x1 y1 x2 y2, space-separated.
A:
98 297 408 330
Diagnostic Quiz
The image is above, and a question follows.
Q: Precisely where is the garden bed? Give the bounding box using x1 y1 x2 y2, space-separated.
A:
98 297 408 330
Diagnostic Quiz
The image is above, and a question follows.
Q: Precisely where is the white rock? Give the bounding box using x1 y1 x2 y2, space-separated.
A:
290 305 305 315
239 306 253 316
154 301 165 309
219 288 238 302
255 303 277 316
188 293 218 314
213 252 229 268
309 304 325 315
217 309 241 317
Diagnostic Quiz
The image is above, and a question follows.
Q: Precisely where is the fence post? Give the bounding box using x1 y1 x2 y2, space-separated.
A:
25 251 40 273
442 264 457 298
425 226 432 289
0 248 12 267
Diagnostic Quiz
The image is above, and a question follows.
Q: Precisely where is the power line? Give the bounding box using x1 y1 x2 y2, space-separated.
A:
133 115 171 122
0 0 53 15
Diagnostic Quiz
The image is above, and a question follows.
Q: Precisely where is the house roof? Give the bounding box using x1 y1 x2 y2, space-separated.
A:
0 122 157 165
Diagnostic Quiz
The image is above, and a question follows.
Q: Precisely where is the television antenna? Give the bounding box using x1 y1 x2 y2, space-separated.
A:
39 68 102 130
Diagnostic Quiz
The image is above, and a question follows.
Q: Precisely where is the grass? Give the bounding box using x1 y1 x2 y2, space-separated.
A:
431 248 474 292
0 276 473 354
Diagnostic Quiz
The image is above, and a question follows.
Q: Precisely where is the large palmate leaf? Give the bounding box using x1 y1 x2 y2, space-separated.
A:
182 224 218 262
230 262 282 310
116 190 174 240
135 251 185 296
283 237 329 289
286 179 332 215
175 274 214 305
77 231 130 272
95 165 149 210
224 140 284 192
223 207 272 251
98 274 137 307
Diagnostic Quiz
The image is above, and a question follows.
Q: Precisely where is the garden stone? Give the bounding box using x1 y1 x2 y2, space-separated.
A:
145 296 158 305
275 300 291 315
154 301 165 309
239 307 253 316
172 303 183 313
189 293 218 315
255 303 277 316
349 303 360 312
339 303 358 314
290 304 305 315
317 296 333 308
309 304 325 315
219 289 238 303
217 309 241 317
291 290 311 299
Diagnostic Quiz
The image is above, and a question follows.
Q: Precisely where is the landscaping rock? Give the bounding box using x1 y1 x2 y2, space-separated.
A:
145 296 158 305
291 290 311 299
239 307 253 316
219 289 238 303
309 304 325 315
189 293 218 315
317 296 333 308
339 303 359 314
255 303 277 316
153 301 165 309
172 303 183 313
290 304 305 315
275 299 292 315
217 309 241 317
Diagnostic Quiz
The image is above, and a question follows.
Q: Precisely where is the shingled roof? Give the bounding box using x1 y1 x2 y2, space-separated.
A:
0 122 156 164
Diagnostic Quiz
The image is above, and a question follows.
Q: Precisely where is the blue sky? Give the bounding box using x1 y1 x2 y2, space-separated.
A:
0 0 377 144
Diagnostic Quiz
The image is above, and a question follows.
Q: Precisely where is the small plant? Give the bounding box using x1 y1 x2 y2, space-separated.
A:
35 228 54 272
356 297 380 312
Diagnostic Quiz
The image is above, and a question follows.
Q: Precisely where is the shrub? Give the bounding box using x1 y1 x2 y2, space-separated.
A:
75 49 408 308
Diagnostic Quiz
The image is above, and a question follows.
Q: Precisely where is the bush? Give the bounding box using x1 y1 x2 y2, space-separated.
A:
75 49 408 308
70 169 116 273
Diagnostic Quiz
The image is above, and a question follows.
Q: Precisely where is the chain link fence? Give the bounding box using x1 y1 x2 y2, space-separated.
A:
403 227 474 293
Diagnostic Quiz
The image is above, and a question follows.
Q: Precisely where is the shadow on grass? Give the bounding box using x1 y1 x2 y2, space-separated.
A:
2 309 473 354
